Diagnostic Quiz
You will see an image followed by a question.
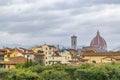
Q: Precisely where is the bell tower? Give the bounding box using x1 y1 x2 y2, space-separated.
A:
71 35 77 50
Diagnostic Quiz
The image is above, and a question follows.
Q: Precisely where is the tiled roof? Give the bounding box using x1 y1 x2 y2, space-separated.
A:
34 52 45 57
81 50 96 53
19 47 28 50
17 49 45 56
4 47 14 51
47 45 56 48
0 49 6 53
66 49 77 52
80 52 120 56
0 56 27 65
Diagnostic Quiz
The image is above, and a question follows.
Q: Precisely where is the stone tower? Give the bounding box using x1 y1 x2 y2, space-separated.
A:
71 35 77 50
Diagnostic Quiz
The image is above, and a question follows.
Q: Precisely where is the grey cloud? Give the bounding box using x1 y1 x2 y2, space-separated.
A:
0 0 120 50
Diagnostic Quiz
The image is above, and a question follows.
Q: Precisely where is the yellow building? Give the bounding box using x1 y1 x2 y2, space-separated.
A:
3 48 18 61
0 56 27 69
0 48 27 69
80 51 120 64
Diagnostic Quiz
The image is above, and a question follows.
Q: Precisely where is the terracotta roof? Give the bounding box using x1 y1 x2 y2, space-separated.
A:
80 52 120 56
33 52 45 57
17 49 32 54
17 49 45 57
16 49 24 53
4 47 14 51
0 56 27 65
0 49 6 52
19 47 28 50
47 45 56 48
66 49 77 52
9 56 27 63
81 50 96 53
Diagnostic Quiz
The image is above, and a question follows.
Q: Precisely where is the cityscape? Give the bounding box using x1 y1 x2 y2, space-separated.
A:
0 0 120 80
0 30 120 68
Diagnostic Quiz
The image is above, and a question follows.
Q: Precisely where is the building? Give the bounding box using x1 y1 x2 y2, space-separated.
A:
90 30 107 52
0 49 6 68
31 44 58 66
0 56 27 69
71 35 77 50
80 50 120 64
0 47 43 69
31 44 73 66
81 31 107 52
0 48 27 69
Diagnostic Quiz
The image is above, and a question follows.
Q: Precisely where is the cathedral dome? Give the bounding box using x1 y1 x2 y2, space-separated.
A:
90 31 107 51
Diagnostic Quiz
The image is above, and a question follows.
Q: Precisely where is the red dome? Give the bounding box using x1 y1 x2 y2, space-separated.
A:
90 31 107 47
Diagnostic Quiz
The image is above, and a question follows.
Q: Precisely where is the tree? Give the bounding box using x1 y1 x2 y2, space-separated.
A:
7 69 39 80
74 66 109 80
34 57 44 66
16 59 36 69
39 69 71 80
28 65 45 74
0 68 8 80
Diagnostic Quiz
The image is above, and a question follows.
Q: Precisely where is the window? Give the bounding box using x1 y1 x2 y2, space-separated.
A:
38 50 43 53
92 60 96 64
27 55 29 57
8 65 10 69
68 57 69 59
7 54 10 58
0 55 4 61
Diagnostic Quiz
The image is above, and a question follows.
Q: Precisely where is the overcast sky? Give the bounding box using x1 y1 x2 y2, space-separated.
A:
0 0 120 50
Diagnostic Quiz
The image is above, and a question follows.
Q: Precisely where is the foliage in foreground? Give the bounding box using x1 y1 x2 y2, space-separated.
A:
1 63 120 80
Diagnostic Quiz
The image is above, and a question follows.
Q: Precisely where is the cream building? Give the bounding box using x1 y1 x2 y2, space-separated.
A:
80 51 120 64
31 44 73 66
